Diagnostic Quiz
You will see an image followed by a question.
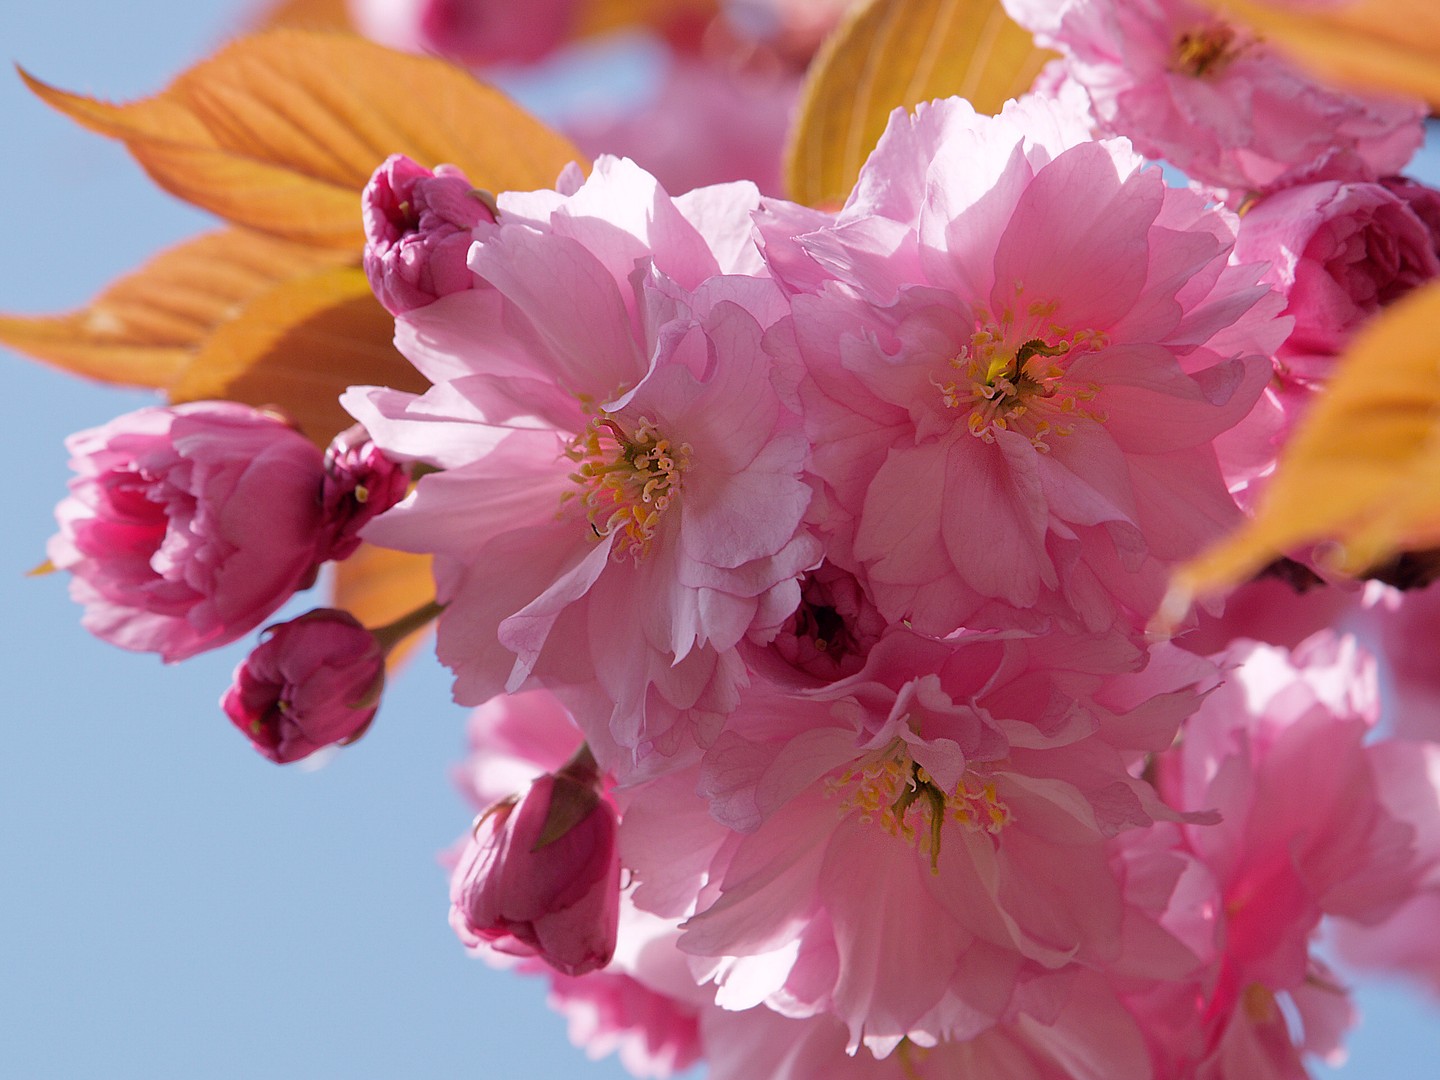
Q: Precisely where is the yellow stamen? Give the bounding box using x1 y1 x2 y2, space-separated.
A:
934 309 1107 450
1173 24 1240 78
826 743 1011 872
563 414 691 562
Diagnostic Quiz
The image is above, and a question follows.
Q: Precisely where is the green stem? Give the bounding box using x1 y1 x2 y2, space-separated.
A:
370 599 445 654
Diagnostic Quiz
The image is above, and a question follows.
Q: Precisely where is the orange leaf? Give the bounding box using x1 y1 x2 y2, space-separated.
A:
1178 281 1440 597
1207 0 1440 106
573 0 717 39
0 228 351 389
22 30 586 248
784 0 1054 209
250 0 356 32
331 544 435 669
169 266 428 446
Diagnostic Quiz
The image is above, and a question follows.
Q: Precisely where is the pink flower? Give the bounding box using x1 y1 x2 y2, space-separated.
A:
1139 633 1428 1075
548 970 704 1078
1176 569 1359 658
345 158 818 776
1002 0 1426 195
700 982 1155 1080
1233 178 1440 399
362 153 497 315
318 425 411 563
222 609 384 763
624 628 1218 1052
450 752 621 976
763 94 1285 636
48 402 329 662
1324 735 1440 992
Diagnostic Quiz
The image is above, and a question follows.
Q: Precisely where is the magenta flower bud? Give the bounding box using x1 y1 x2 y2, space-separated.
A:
362 153 496 315
352 0 579 66
222 609 385 764
319 425 411 563
1382 176 1440 263
1235 179 1440 362
48 402 329 662
449 763 620 976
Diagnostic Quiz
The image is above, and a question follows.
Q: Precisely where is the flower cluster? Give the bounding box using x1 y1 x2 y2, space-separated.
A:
49 401 413 760
34 2 1440 1077
357 76 1434 1075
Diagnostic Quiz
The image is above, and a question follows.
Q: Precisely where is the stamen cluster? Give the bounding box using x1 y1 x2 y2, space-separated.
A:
827 746 1011 871
564 415 691 562
936 309 1108 449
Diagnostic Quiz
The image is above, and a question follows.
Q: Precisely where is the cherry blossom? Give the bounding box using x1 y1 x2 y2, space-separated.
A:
763 94 1286 636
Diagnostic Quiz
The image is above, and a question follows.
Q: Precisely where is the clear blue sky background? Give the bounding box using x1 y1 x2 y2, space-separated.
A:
1 3 1439 1078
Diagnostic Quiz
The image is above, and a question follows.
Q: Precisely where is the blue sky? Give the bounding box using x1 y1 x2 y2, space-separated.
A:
0 3 646 1077
1 2 1438 1078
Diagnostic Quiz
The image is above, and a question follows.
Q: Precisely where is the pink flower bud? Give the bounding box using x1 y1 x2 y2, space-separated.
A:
351 0 579 66
449 766 620 976
222 609 385 763
319 425 410 563
1235 179 1440 364
362 153 496 315
48 402 329 662
1382 176 1440 263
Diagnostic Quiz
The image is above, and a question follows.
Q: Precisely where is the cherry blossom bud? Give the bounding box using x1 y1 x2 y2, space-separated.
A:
449 754 620 976
1236 179 1440 362
362 153 496 315
48 401 328 662
1382 176 1440 262
222 609 385 763
350 0 578 66
319 425 411 563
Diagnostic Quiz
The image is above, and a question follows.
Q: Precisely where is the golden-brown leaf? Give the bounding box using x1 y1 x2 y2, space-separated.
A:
250 0 355 32
1179 281 1440 596
22 30 586 247
784 0 1054 208
572 0 717 39
0 228 351 388
170 266 428 445
332 544 436 669
1207 0 1440 106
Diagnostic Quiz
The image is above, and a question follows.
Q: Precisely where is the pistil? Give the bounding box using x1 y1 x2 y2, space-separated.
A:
828 743 1011 871
935 309 1107 450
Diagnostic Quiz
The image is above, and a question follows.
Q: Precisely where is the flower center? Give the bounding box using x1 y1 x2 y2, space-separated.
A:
1173 23 1240 78
563 414 690 562
827 744 1010 871
936 306 1107 450
771 565 885 680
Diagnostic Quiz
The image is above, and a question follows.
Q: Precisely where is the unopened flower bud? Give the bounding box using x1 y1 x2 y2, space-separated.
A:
362 153 496 315
320 425 411 562
351 0 578 66
222 609 385 763
449 758 620 976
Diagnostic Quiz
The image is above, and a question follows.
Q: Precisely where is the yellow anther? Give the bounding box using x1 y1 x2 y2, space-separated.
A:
826 744 1012 871
564 413 691 562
